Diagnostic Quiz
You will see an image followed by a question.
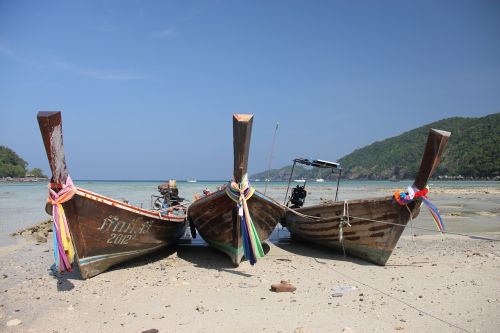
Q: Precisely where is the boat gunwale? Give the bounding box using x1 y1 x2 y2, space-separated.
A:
76 187 186 223
189 187 285 208
291 195 397 210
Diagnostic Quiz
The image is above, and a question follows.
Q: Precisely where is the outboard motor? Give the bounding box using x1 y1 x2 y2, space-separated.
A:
158 179 182 208
289 185 307 208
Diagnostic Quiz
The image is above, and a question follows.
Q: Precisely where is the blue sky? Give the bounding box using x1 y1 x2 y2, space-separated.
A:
1 0 499 180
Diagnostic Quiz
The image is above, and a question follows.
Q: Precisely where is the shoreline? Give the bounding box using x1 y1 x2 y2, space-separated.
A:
2 178 500 183
0 177 48 183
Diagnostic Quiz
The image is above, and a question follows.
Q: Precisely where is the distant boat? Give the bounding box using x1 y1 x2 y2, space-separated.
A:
37 112 187 279
254 179 261 182
264 178 271 182
294 179 306 183
315 178 325 182
187 179 197 183
282 129 451 265
188 114 285 266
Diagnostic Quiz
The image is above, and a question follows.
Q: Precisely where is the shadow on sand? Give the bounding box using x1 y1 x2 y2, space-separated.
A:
50 230 417 287
51 244 180 286
174 239 273 277
50 264 79 291
175 244 255 277
272 236 423 268
271 236 373 267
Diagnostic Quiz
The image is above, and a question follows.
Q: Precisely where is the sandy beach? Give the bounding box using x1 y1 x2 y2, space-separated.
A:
1 185 499 333
2 1 499 331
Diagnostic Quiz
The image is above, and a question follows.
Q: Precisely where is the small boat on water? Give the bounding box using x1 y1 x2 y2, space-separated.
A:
294 179 306 183
38 112 187 279
187 114 285 266
282 128 450 265
315 178 325 182
187 179 197 183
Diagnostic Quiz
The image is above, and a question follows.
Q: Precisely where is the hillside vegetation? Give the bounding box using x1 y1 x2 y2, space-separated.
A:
251 113 500 180
0 145 46 178
0 146 28 177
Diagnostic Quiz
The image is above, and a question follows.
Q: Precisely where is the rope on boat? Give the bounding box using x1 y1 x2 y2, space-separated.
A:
339 200 352 257
282 202 500 242
341 215 500 242
282 184 492 242
47 176 77 273
405 205 417 244
280 204 321 220
226 176 264 265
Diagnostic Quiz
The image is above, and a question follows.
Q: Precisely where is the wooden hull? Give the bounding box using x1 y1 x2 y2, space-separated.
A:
188 189 285 265
284 197 420 265
63 188 187 278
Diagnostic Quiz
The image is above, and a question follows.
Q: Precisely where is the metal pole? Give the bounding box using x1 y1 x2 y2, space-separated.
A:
283 161 296 205
334 168 342 202
264 122 279 195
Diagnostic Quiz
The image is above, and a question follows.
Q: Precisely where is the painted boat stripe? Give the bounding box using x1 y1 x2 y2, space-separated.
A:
76 188 185 222
206 239 242 255
253 191 273 202
79 244 165 266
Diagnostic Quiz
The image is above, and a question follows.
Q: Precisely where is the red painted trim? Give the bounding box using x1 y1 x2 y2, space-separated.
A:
76 188 186 222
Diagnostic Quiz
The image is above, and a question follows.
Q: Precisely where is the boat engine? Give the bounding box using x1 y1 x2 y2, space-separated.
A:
158 179 182 208
289 185 307 208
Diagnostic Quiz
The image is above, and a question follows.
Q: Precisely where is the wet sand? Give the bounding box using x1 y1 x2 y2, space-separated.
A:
1 185 499 332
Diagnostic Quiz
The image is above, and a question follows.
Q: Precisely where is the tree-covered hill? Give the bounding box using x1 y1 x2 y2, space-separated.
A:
0 145 47 178
0 146 28 177
251 113 500 180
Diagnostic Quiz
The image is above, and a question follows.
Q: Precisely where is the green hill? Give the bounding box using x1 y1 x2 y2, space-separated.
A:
251 113 500 181
0 145 28 177
0 145 47 178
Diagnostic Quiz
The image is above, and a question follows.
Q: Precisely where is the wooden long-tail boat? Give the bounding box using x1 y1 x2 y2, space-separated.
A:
187 114 285 266
282 128 451 265
38 111 187 279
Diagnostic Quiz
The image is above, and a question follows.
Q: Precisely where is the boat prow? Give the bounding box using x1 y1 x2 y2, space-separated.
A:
284 128 451 265
37 112 187 278
187 114 285 265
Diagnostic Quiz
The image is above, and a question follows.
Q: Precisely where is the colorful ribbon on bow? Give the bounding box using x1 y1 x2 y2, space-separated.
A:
226 177 263 265
394 185 445 235
48 176 77 273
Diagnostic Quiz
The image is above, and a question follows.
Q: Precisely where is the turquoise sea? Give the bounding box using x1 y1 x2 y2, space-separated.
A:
1 179 499 246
